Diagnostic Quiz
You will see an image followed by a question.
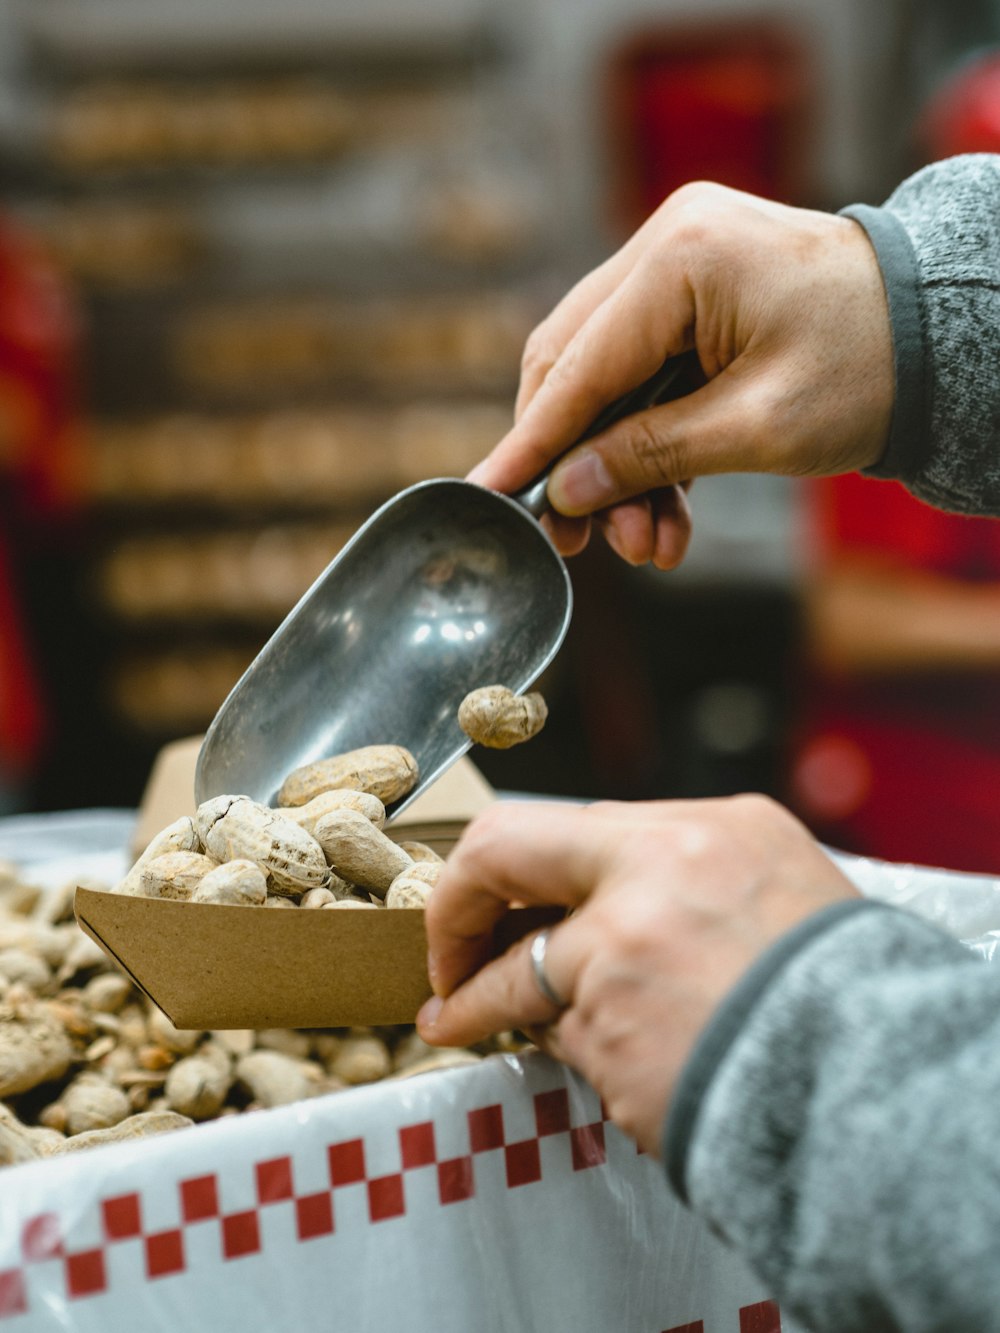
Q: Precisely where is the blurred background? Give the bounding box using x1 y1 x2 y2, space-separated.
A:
2 0 1000 871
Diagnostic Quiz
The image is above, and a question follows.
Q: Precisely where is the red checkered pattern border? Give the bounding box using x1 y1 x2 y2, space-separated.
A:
663 1300 782 1332
0 1086 609 1321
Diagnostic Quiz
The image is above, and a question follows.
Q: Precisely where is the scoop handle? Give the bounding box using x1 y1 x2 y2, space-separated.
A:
514 350 703 519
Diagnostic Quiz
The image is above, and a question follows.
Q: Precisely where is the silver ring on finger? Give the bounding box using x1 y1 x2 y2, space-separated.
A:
530 928 569 1010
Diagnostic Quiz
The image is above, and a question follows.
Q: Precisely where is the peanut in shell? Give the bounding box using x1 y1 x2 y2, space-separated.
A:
385 878 433 909
203 798 327 896
458 685 547 749
311 808 412 894
135 815 201 864
385 859 442 909
276 744 418 808
165 1054 232 1121
131 851 219 901
0 1000 74 1097
191 859 267 906
282 788 386 834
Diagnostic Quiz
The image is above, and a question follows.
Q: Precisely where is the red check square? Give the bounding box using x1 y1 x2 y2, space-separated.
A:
328 1139 366 1187
468 1104 505 1153
367 1174 405 1222
146 1230 185 1279
534 1088 570 1137
180 1174 219 1223
222 1211 261 1260
22 1214 61 1262
571 1122 606 1170
740 1300 781 1332
663 1322 704 1333
505 1140 542 1188
256 1156 294 1205
438 1157 474 1205
296 1192 334 1241
400 1121 436 1169
0 1270 26 1317
103 1193 142 1241
66 1249 106 1299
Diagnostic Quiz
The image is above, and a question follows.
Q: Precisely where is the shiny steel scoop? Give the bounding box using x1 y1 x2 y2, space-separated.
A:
195 353 701 815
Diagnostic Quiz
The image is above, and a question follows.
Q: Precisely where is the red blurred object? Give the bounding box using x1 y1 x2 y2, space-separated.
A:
0 216 83 780
605 23 814 232
919 51 1000 160
791 475 1000 873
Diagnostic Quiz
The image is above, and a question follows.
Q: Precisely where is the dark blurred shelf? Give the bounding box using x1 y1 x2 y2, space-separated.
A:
3 3 803 815
18 0 509 78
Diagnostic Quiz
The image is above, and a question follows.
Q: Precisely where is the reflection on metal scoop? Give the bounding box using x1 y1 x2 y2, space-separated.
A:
195 352 702 815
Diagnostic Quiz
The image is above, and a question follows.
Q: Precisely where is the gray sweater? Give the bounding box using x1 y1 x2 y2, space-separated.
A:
663 155 1000 1332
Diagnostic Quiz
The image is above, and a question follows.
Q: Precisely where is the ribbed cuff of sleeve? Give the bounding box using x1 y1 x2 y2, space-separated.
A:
839 202 930 484
662 897 895 1204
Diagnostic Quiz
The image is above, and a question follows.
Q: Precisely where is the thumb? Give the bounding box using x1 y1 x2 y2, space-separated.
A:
545 362 776 516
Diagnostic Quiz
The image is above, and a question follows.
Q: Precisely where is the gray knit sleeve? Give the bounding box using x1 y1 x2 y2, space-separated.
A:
841 154 1000 513
666 902 1000 1331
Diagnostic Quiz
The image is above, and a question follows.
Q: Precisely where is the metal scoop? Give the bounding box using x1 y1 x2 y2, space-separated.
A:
194 352 701 815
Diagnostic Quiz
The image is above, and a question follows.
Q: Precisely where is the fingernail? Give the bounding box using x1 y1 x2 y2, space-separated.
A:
417 996 443 1030
550 450 614 512
602 518 628 562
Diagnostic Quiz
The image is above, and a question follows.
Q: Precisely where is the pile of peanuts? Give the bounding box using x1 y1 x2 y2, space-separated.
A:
0 691 547 1169
116 688 548 911
115 744 442 910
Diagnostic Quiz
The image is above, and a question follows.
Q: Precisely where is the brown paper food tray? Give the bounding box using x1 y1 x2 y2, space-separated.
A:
74 889 559 1029
77 748 544 1029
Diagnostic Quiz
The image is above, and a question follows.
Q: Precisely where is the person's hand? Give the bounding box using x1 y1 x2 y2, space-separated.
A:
416 795 857 1155
468 183 895 568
